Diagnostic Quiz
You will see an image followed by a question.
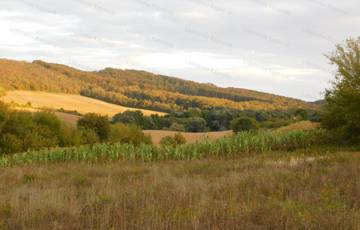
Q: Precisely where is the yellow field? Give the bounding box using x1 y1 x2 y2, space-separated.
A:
1 90 165 117
144 130 233 144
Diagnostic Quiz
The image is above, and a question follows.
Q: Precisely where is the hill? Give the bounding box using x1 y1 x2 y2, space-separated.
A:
0 58 316 113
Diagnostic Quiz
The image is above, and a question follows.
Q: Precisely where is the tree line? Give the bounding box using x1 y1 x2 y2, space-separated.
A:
112 108 320 132
0 104 151 155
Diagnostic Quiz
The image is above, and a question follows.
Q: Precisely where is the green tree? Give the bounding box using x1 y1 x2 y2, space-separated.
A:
112 110 144 125
108 124 151 145
322 37 360 143
77 113 110 142
185 117 207 132
231 117 259 133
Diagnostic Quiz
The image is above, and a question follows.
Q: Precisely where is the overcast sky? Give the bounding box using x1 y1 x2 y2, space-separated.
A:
1 0 359 101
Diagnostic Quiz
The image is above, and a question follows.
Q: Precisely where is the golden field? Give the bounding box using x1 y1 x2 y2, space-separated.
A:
1 90 165 117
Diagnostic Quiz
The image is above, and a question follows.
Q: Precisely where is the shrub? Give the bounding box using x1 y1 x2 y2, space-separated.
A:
185 117 207 132
169 122 185 132
231 117 259 133
78 113 110 142
0 134 22 155
160 133 186 147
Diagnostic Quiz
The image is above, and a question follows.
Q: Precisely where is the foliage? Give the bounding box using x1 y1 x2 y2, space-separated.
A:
0 129 326 167
108 124 152 146
160 133 186 147
184 117 207 132
77 113 110 142
112 108 320 132
231 117 259 133
322 37 360 143
0 110 65 153
0 107 151 155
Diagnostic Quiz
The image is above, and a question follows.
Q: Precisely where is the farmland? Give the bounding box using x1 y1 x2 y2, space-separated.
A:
0 90 165 117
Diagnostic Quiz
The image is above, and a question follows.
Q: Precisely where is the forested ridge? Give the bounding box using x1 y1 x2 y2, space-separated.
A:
0 58 315 112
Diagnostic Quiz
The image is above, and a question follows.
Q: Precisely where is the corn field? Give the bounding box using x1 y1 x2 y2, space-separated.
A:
0 130 325 167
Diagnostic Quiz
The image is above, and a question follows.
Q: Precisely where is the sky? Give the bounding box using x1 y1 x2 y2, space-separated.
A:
1 0 359 101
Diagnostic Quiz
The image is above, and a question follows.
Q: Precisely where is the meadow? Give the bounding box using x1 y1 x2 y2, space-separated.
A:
0 147 359 229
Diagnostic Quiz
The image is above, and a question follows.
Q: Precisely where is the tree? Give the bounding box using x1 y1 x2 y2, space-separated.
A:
231 117 259 133
185 117 207 132
77 113 110 142
113 110 144 125
108 124 151 145
295 109 308 120
322 37 360 143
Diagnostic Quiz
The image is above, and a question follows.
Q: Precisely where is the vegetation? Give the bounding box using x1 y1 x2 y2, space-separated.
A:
0 129 325 167
0 148 359 229
1 39 360 229
231 117 259 133
0 59 316 113
78 114 111 142
159 133 187 147
0 103 150 155
113 108 320 132
322 37 360 144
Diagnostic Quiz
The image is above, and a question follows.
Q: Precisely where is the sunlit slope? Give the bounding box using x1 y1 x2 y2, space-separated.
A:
0 59 317 112
1 90 165 116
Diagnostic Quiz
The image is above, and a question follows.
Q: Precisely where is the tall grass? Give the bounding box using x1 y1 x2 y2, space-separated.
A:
0 129 325 167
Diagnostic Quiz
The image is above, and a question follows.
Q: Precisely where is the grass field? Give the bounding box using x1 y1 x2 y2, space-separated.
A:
0 148 359 229
1 90 165 117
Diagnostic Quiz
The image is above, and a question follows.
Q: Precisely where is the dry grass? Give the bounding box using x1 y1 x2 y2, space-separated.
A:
277 120 320 132
1 90 165 117
0 149 359 229
144 130 233 144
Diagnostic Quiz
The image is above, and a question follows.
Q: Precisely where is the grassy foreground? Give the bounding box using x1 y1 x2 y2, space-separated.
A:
0 148 359 229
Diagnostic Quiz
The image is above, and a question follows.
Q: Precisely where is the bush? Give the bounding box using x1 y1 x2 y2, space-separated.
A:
160 133 186 147
169 122 185 132
0 134 22 154
231 117 259 133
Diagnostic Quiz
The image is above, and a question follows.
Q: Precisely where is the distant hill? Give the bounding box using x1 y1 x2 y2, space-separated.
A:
0 58 316 112
312 99 326 106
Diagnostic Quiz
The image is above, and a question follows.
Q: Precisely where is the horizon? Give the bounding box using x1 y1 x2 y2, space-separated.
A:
1 0 359 101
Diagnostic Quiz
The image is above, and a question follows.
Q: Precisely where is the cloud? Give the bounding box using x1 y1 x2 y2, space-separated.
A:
0 0 359 101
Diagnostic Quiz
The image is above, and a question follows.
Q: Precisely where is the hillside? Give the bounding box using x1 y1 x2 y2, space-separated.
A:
0 58 316 112
1 90 165 117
